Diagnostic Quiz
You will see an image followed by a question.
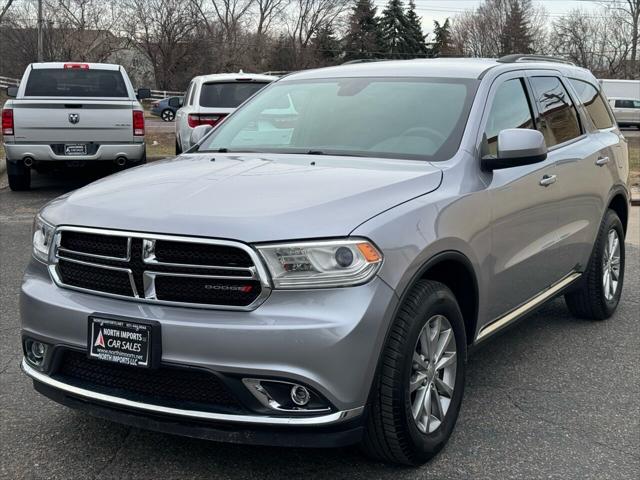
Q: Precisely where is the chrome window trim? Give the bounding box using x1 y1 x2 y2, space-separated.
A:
49 225 272 311
22 360 362 426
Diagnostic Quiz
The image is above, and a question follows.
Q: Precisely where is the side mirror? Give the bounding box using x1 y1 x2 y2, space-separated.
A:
482 128 547 170
168 97 181 108
6 86 18 97
189 124 213 148
137 88 151 100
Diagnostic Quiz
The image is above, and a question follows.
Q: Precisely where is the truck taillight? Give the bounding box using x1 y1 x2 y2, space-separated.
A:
2 108 14 135
64 63 89 69
133 110 145 136
188 114 226 128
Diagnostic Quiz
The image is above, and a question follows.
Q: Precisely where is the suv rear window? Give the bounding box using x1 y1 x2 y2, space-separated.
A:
614 99 640 108
569 79 613 130
24 68 128 97
199 82 270 108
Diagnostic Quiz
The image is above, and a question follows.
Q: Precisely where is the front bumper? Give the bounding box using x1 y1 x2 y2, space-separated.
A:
4 142 145 162
20 258 398 433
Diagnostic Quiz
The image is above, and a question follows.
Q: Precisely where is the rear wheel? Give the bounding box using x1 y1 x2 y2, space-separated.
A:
7 160 31 191
362 280 466 465
175 139 182 155
565 209 625 320
161 109 175 122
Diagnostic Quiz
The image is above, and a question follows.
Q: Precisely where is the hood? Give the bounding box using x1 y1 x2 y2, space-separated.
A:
42 154 442 242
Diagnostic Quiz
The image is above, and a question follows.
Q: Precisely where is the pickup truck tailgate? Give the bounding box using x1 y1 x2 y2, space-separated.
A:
12 99 135 143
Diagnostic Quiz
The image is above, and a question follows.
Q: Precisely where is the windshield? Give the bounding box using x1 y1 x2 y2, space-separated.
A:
198 77 478 160
199 82 270 108
24 68 128 97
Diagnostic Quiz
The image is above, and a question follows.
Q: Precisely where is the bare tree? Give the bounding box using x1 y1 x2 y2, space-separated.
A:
122 0 200 89
608 0 639 72
551 7 632 78
191 0 254 70
451 0 546 58
0 0 15 23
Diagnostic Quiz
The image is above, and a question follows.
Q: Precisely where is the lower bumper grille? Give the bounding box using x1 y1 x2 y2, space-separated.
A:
54 350 244 413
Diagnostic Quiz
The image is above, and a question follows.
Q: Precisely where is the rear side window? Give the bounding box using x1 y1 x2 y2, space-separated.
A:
529 76 581 147
483 78 535 156
24 68 128 97
615 99 640 108
199 82 269 108
569 79 613 129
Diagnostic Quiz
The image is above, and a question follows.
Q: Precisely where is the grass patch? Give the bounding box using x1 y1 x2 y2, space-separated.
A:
146 131 175 160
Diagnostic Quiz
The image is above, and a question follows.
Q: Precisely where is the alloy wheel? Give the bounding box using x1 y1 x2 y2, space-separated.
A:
162 110 175 122
602 228 621 301
410 314 457 434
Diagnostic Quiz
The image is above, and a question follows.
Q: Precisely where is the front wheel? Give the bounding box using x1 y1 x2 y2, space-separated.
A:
362 280 466 465
565 209 625 320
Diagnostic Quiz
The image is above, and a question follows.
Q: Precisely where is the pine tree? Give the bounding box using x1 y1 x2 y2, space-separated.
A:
431 18 453 57
500 0 534 55
379 0 412 58
343 0 384 61
405 0 428 56
311 25 341 66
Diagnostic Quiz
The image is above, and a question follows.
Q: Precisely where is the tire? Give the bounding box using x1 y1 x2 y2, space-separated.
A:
6 160 31 191
362 280 466 465
175 139 182 155
565 209 625 320
161 109 175 122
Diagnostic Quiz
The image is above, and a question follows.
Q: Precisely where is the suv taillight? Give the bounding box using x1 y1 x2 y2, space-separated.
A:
2 108 14 135
188 113 226 128
133 110 145 136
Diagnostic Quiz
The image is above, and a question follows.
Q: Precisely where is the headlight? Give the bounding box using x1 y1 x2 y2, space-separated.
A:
32 215 55 263
256 239 382 289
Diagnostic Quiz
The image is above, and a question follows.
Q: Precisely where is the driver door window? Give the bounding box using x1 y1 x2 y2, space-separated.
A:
483 78 535 156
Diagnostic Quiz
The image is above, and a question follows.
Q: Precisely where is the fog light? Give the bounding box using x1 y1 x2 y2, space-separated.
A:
25 339 48 367
290 384 310 406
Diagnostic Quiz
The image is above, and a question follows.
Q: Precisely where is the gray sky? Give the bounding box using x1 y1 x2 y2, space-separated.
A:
372 0 612 33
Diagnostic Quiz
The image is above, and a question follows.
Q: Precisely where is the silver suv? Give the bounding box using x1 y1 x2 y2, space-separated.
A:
20 56 629 465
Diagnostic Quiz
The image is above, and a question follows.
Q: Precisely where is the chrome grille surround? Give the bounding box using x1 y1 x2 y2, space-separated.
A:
48 226 272 311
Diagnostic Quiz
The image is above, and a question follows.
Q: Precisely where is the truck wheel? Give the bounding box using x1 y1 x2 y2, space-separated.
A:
565 209 625 320
7 160 31 191
362 280 466 465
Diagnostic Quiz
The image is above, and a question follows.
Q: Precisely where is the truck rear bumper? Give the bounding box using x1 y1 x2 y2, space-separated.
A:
4 142 145 162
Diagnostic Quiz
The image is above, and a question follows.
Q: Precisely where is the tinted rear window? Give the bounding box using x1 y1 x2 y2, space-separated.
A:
25 68 128 97
615 99 640 108
199 82 269 108
569 79 613 130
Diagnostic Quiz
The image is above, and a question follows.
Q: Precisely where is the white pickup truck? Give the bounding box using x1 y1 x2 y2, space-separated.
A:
2 62 150 190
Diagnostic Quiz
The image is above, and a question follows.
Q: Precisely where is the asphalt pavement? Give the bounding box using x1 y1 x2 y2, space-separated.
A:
0 174 638 479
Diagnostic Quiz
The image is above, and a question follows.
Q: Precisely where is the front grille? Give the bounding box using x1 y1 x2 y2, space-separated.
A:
53 229 266 309
58 259 134 296
154 240 253 267
54 350 243 413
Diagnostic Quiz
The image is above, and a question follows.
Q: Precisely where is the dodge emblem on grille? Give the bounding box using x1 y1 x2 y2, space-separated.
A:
68 113 80 124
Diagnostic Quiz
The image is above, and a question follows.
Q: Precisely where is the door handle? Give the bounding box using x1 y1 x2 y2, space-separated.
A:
539 174 557 187
595 156 610 166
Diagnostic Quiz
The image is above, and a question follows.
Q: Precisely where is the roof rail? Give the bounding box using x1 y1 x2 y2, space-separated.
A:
497 54 575 66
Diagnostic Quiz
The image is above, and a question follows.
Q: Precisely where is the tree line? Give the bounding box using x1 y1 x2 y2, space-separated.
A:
0 0 638 90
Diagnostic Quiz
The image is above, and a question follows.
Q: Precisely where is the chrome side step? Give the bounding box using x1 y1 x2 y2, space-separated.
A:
476 272 581 341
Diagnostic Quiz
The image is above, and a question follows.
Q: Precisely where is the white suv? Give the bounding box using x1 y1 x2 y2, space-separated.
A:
175 73 276 153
